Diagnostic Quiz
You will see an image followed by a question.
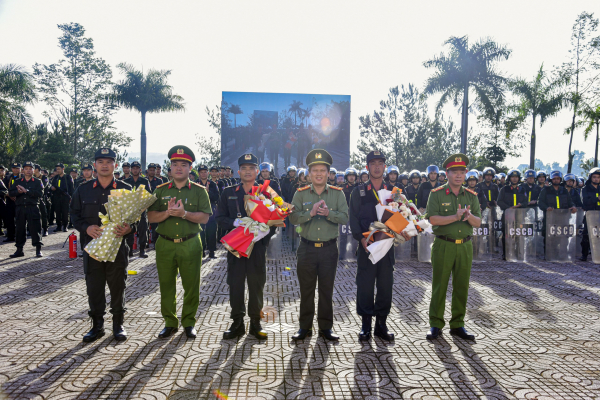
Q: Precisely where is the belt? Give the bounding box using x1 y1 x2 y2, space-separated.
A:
158 233 198 243
436 235 472 244
300 237 337 248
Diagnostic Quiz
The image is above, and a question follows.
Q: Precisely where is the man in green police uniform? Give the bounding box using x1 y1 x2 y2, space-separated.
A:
426 153 481 341
289 149 348 341
148 145 212 339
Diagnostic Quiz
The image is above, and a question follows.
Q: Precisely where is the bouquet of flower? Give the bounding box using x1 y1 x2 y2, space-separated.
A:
85 185 157 262
221 180 292 258
362 186 432 263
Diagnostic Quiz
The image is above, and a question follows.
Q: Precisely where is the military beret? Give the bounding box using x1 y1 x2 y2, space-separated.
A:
306 149 333 167
23 161 34 168
55 163 64 168
34 164 41 170
12 162 22 168
168 145 195 163
122 162 131 167
131 161 141 168
82 163 93 170
443 153 469 170
366 150 386 164
238 154 258 166
197 164 208 171
94 148 116 160
210 166 219 171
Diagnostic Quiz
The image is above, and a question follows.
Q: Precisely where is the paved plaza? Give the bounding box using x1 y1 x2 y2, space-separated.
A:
0 230 599 399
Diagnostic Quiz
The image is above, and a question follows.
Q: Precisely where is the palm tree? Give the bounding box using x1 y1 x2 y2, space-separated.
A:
0 64 36 159
112 63 185 170
509 65 565 169
289 100 303 127
423 36 511 153
578 104 600 167
228 104 243 128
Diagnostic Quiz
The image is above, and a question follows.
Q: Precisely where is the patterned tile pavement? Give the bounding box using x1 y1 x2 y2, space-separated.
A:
0 229 599 399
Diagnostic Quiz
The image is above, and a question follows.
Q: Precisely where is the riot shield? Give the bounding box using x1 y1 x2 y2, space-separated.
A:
394 238 412 261
545 209 577 262
503 208 536 262
472 208 494 262
575 208 585 258
492 206 503 253
534 207 545 259
266 227 282 259
586 210 600 264
418 233 435 263
338 223 358 261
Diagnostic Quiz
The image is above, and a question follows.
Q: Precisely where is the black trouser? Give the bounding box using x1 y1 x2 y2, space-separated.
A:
3 202 16 239
150 222 158 245
126 211 148 251
83 237 129 318
581 217 590 257
226 242 267 320
39 199 48 231
53 194 70 228
296 241 338 330
15 205 42 248
200 204 217 252
356 245 394 317
47 198 54 225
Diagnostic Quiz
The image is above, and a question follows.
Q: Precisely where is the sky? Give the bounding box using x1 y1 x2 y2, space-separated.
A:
1 0 599 168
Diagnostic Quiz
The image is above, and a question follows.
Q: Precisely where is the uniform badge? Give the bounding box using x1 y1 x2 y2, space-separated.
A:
374 151 380 155
442 202 451 206
245 154 251 160
455 156 462 162
446 188 450 195
101 148 109 154
177 149 184 154
316 153 322 159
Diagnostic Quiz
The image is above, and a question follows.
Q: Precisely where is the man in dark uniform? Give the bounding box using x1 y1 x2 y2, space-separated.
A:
476 167 500 210
417 165 442 212
359 169 369 184
349 150 409 341
426 153 481 341
385 166 402 189
520 169 541 208
537 171 547 189
280 166 298 202
580 168 600 261
70 148 135 342
120 162 131 181
404 170 421 205
342 167 359 205
257 162 281 195
0 166 7 236
124 161 151 258
33 164 49 236
146 163 163 246
564 173 583 207
8 161 44 258
289 149 348 341
50 163 74 232
197 164 220 259
497 169 527 259
538 171 577 250
3 162 22 242
328 168 337 186
216 153 275 340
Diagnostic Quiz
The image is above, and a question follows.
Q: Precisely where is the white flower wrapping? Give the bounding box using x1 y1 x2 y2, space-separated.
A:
84 185 157 262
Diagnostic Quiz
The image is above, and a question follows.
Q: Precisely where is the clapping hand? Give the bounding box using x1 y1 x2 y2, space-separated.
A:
456 204 471 221
310 200 326 217
316 201 329 217
168 198 185 218
16 185 27 194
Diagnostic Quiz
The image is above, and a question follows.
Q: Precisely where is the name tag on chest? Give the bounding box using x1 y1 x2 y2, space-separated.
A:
442 202 451 206
303 202 312 205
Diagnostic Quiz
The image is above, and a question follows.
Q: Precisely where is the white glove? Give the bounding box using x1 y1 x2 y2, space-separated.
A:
233 218 242 227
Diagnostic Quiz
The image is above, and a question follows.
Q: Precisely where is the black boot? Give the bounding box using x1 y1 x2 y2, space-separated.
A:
223 318 245 340
209 251 216 259
139 249 148 258
249 318 267 340
359 315 372 341
113 314 127 341
35 245 43 258
83 317 105 342
9 248 24 258
128 249 134 257
62 227 67 232
43 229 48 237
374 315 394 341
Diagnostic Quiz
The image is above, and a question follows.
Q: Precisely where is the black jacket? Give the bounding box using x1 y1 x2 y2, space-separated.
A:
538 185 574 210
8 177 43 206
497 184 527 211
582 183 600 211
476 181 500 208
566 187 583 208
50 174 74 197
197 178 220 204
404 184 420 205
124 176 152 192
417 180 442 209
519 183 542 207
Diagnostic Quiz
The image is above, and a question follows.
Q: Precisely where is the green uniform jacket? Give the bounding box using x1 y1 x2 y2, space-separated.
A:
147 179 212 239
289 183 349 241
426 183 482 240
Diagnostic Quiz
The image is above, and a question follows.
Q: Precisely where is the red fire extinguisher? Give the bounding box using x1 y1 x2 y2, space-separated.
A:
133 233 138 250
69 232 77 259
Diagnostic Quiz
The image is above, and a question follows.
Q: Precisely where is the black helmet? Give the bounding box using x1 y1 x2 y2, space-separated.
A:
524 169 536 179
426 165 440 175
344 167 358 178
536 171 547 179
409 170 421 180
466 171 478 181
399 172 408 181
549 170 563 181
507 169 521 179
564 173 576 183
420 172 427 179
482 167 496 177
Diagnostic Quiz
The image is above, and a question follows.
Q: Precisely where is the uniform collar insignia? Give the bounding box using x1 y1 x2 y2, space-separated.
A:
93 181 97 188
113 181 117 189
446 188 450 195
168 182 173 189
367 184 371 191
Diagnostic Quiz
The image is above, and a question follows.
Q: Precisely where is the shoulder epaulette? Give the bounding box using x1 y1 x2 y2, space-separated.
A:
329 185 342 191
156 181 169 188
464 187 477 196
431 186 445 193
297 186 310 192
191 181 206 189
81 179 94 186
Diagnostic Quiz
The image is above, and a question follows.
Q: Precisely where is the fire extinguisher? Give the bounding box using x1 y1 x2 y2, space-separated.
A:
133 233 138 250
69 232 77 259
